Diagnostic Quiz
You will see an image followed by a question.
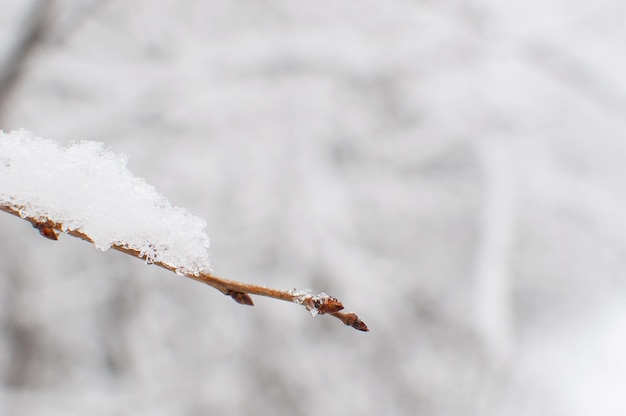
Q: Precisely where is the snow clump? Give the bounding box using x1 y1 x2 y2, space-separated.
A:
0 130 211 276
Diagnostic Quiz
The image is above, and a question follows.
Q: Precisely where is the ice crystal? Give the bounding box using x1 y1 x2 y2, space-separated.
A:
289 289 343 316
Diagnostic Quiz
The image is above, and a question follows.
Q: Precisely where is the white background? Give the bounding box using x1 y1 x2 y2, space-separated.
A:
1 1 626 415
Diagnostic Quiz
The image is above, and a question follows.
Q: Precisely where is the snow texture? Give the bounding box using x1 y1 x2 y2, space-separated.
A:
0 130 211 275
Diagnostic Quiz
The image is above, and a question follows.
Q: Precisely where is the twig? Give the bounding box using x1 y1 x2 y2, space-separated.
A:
0 204 369 331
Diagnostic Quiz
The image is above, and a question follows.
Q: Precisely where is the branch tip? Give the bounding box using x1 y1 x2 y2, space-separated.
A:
332 312 369 332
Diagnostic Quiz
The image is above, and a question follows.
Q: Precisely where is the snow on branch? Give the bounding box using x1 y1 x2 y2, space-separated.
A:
0 130 368 332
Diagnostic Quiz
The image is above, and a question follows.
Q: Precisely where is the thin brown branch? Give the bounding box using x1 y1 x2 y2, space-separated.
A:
0 204 368 331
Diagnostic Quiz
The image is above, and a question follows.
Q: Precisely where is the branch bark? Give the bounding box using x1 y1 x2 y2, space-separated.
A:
0 204 368 332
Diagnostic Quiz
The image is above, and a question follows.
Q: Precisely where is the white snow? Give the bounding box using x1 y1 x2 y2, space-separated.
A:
0 130 211 276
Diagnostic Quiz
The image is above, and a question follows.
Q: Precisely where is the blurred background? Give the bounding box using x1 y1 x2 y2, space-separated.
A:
2 0 626 414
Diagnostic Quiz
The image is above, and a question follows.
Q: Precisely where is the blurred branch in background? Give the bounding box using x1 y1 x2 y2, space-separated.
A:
527 41 626 115
0 0 51 392
1 263 44 388
473 142 515 360
0 0 50 117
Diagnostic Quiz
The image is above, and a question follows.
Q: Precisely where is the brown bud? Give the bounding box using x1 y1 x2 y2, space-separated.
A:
228 291 254 306
315 296 344 314
32 222 58 240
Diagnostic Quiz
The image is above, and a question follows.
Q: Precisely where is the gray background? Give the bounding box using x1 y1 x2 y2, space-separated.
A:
2 0 626 415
